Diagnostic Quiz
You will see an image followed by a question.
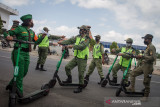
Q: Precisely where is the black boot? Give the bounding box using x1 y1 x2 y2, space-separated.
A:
40 65 47 71
84 75 89 81
98 78 104 84
73 85 83 93
35 63 40 70
110 77 117 83
62 75 72 83
6 84 12 91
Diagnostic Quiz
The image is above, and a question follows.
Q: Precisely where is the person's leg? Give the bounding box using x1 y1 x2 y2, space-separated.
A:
111 63 121 83
95 59 104 84
63 57 77 83
40 47 48 71
126 66 143 92
141 64 153 101
35 47 42 70
74 58 87 93
85 59 95 81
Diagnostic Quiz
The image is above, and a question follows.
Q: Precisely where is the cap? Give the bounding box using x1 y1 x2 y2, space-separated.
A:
125 38 133 43
43 27 49 31
142 34 153 39
77 25 89 30
20 14 32 22
94 35 101 38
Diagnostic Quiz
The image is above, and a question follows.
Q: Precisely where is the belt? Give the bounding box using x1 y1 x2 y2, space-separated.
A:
14 47 29 52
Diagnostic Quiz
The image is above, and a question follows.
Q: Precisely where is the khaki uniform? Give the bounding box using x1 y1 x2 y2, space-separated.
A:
61 35 90 85
86 43 104 79
130 43 156 96
112 47 134 84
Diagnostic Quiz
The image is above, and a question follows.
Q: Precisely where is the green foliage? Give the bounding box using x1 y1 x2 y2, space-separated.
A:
156 53 160 59
135 49 140 55
0 16 3 34
110 41 118 52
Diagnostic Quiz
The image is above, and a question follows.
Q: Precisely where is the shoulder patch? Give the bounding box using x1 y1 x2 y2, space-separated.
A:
22 32 27 34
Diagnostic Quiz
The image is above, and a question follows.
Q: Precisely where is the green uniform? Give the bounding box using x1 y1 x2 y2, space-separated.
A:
4 25 43 94
86 43 104 78
61 35 90 85
112 47 134 84
130 43 156 96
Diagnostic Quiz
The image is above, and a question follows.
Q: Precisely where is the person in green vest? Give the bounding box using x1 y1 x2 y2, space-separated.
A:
127 34 156 102
111 38 135 86
58 25 91 93
4 14 45 97
84 35 105 84
35 27 65 71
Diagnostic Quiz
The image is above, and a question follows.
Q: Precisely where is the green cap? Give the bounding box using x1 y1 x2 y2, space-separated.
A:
125 38 133 43
20 14 32 22
142 34 153 39
94 35 101 38
77 25 89 30
43 27 49 31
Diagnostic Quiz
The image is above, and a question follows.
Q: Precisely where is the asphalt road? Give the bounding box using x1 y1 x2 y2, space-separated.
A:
0 50 160 107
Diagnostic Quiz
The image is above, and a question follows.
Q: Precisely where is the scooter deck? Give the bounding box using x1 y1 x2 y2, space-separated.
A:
109 82 120 86
124 91 144 96
60 83 79 86
18 89 49 103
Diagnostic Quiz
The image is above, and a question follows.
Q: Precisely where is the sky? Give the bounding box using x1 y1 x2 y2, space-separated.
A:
1 0 160 52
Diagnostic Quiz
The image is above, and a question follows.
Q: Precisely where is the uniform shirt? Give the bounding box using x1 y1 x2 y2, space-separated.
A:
142 43 156 64
4 25 43 49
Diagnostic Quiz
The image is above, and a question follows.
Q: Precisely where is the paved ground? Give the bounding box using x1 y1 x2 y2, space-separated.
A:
0 49 160 107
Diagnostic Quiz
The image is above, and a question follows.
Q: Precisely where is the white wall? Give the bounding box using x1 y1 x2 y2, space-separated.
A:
0 8 10 30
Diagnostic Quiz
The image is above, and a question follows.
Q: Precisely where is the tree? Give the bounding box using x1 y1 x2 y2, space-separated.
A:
156 53 160 59
0 16 3 34
110 41 118 52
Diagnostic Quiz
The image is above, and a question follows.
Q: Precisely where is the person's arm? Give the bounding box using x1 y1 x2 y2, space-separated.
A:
49 35 64 40
143 45 156 62
3 27 19 38
101 44 105 64
73 38 90 50
60 37 76 45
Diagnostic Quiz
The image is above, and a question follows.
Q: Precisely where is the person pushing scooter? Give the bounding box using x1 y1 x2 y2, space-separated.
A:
111 38 135 86
4 14 46 97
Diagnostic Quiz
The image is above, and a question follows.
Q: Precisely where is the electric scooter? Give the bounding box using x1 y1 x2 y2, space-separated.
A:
115 55 144 97
9 39 50 107
41 46 88 90
101 55 120 87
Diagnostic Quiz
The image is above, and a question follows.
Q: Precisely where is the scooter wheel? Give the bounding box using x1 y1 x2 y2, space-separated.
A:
82 80 88 88
49 79 57 88
9 94 16 107
101 79 108 87
116 88 122 97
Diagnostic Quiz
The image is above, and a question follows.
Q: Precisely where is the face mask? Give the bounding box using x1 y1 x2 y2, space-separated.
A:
30 22 34 28
126 43 132 47
144 41 148 45
95 38 100 42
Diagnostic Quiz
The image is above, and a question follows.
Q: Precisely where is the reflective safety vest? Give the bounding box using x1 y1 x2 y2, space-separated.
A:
74 36 89 59
93 43 102 58
119 47 133 67
38 34 49 47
